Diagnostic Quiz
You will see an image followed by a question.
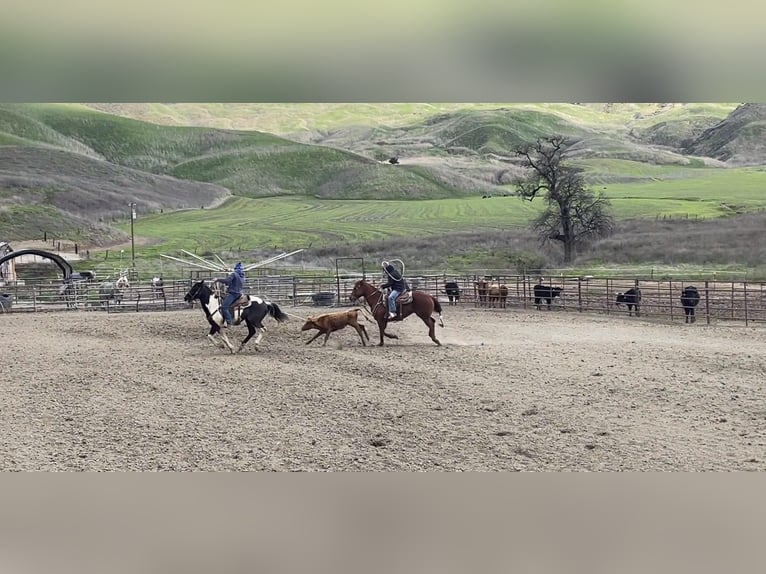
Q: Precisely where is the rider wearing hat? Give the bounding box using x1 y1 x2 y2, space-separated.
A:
216 262 245 328
380 260 407 320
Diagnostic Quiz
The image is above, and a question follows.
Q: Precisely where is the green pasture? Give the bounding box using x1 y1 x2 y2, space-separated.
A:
120 164 766 260
601 168 766 214
122 196 539 258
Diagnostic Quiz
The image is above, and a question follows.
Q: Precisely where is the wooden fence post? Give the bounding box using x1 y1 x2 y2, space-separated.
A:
705 280 710 325
634 278 640 317
577 278 582 312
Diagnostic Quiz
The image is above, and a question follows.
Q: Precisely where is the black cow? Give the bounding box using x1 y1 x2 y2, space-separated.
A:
533 285 562 310
616 287 642 316
444 281 461 305
681 286 701 324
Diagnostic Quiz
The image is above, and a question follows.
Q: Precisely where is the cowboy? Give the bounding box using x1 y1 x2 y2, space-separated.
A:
216 262 245 328
380 260 407 320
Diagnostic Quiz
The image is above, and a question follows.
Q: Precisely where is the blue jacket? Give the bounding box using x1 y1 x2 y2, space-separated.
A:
217 271 244 296
381 266 407 292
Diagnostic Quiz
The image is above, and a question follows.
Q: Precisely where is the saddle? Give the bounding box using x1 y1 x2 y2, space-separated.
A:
230 294 251 308
228 294 251 324
395 290 413 305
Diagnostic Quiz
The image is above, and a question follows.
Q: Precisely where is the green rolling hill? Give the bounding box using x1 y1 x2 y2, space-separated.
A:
2 102 766 273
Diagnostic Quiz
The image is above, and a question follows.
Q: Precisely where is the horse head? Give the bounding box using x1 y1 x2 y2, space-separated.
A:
116 276 130 290
184 280 210 304
350 279 375 302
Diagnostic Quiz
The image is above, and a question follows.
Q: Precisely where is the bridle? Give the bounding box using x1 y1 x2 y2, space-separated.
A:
354 281 386 316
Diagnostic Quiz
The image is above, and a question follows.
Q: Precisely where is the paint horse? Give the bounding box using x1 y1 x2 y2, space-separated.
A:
184 280 288 353
350 279 444 346
98 275 130 309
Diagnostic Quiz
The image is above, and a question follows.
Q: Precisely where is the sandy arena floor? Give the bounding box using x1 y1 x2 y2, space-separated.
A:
1 305 765 471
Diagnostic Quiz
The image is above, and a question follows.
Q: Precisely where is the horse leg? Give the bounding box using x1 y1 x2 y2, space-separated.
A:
322 331 333 346
219 330 236 353
377 318 399 345
420 313 441 346
236 321 258 353
207 324 225 349
211 320 235 353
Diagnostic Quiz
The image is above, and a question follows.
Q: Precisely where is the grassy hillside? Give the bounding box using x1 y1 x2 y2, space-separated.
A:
4 102 766 276
0 145 231 240
83 103 738 137
1 104 471 203
684 103 766 165
119 163 766 261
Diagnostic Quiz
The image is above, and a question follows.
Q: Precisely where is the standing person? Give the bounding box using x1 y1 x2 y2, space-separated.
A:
380 260 407 320
216 262 245 328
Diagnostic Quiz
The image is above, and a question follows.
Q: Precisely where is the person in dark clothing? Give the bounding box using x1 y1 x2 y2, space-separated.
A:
216 262 245 328
380 260 407 319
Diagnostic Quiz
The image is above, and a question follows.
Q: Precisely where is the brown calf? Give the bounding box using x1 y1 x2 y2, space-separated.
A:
487 282 509 308
301 308 371 346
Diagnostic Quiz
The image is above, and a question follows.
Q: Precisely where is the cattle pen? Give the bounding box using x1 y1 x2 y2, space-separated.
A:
1 271 764 327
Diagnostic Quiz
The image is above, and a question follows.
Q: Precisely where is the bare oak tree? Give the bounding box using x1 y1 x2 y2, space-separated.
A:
516 136 613 264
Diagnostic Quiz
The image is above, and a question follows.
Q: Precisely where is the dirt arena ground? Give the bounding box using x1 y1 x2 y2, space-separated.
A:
2 305 765 471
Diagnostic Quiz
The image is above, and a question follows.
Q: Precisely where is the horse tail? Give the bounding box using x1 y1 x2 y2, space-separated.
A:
431 295 445 327
267 301 288 323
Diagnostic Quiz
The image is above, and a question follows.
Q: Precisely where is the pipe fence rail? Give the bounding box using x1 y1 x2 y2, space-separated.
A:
1 273 764 326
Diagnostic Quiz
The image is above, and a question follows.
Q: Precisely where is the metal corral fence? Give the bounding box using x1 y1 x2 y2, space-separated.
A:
2 272 765 326
416 274 766 326
0 279 193 313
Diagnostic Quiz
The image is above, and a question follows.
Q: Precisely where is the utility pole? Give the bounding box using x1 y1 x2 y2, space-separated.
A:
129 202 136 267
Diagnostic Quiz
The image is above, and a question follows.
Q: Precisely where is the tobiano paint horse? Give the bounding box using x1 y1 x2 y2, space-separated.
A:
98 275 130 309
183 280 288 354
350 279 444 346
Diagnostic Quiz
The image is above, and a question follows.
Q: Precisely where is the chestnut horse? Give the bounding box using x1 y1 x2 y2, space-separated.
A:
350 279 444 346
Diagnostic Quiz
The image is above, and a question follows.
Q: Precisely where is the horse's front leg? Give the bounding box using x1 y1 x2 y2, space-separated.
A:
219 330 236 353
209 323 233 352
207 325 225 349
377 319 386 346
377 318 398 345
